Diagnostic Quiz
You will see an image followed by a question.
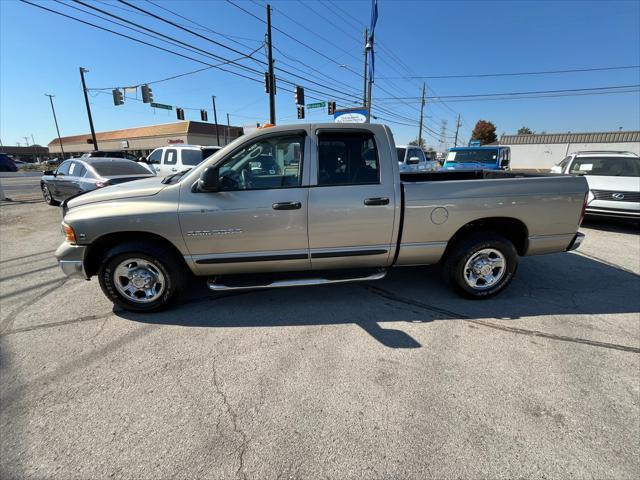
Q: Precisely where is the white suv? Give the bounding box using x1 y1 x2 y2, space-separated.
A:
145 145 222 177
551 151 639 220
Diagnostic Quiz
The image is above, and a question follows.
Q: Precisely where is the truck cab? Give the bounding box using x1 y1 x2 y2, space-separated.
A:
442 146 511 171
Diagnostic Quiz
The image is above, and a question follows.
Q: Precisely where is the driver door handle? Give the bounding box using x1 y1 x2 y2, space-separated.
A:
364 197 390 206
272 201 302 210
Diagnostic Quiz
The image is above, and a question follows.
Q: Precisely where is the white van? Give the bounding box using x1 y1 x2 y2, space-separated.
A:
145 145 222 176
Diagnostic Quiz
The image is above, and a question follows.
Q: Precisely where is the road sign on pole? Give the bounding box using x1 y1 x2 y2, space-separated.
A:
306 101 326 110
150 102 173 110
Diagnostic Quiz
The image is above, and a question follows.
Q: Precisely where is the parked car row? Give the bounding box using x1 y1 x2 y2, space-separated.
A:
40 145 223 205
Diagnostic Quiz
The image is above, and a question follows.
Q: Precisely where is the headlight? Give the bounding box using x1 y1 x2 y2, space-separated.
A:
62 223 77 244
587 190 594 204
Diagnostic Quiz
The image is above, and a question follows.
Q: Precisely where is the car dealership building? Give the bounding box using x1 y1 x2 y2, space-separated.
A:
48 121 244 159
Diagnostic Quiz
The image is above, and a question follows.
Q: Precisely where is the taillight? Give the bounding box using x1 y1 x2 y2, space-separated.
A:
578 192 588 226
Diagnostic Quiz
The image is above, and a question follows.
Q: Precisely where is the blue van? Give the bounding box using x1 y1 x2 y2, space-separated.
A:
442 146 511 171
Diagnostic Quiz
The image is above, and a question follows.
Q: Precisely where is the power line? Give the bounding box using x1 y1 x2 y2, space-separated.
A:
376 84 640 100
377 65 640 80
225 0 362 78
21 0 265 84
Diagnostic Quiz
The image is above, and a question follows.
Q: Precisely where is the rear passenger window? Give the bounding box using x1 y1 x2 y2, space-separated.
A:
318 133 379 186
164 149 177 165
181 149 203 166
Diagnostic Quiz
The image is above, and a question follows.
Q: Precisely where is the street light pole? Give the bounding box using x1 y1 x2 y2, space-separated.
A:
211 95 220 146
45 94 66 160
79 67 98 150
362 28 368 108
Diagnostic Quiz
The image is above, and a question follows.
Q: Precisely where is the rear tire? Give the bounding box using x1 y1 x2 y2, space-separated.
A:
41 184 59 206
98 242 188 312
443 232 518 299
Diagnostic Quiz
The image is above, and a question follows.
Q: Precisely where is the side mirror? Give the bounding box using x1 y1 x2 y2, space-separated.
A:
44 170 55 176
197 166 219 192
407 156 420 165
138 156 147 163
500 159 509 169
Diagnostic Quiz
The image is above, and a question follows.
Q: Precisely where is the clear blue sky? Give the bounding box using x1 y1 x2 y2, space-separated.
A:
1 0 639 149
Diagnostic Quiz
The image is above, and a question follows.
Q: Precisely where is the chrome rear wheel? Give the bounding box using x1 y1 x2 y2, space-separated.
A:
463 248 506 290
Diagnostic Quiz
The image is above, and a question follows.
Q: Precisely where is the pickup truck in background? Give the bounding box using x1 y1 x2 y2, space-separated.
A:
442 146 511 171
396 144 440 173
56 124 588 312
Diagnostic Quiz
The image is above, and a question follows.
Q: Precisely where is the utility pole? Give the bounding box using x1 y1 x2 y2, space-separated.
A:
45 94 65 160
211 96 220 146
266 4 276 125
79 67 98 150
226 113 231 145
362 28 368 108
454 114 461 147
417 82 426 147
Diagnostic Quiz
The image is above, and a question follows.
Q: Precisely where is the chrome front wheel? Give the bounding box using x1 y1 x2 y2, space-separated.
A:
113 258 167 304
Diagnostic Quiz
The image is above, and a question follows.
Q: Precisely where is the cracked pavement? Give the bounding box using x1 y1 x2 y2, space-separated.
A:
1 178 639 479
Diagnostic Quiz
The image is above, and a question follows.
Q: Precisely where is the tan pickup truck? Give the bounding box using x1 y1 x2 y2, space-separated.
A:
56 123 588 312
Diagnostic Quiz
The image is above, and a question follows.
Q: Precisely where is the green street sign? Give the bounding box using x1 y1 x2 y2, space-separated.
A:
307 101 326 109
150 102 173 110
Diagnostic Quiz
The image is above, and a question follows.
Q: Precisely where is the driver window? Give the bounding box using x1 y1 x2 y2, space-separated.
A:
218 134 305 191
147 149 162 164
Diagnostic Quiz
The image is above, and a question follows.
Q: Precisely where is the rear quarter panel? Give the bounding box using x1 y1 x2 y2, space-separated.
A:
397 175 588 265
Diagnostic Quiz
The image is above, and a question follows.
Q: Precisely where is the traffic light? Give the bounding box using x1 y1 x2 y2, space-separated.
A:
200 109 208 121
328 101 336 115
294 86 304 105
176 107 185 120
297 105 305 119
112 88 124 106
141 84 153 103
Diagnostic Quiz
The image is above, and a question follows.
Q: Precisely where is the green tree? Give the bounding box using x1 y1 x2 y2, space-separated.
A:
408 138 426 149
470 120 497 145
517 126 534 135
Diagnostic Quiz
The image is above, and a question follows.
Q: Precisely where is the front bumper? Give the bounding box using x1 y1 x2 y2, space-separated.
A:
585 206 640 219
55 242 89 280
566 232 585 252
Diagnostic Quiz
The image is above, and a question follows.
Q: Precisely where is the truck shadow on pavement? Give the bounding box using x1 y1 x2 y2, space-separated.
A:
117 252 640 349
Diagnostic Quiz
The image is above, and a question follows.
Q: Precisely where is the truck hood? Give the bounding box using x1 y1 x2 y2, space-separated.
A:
583 175 640 192
66 176 167 209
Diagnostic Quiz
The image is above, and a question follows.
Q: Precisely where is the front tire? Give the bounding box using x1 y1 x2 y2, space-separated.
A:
98 242 187 312
41 184 59 206
443 232 518 299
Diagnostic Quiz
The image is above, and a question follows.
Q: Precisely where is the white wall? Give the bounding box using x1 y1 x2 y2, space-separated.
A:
506 142 640 171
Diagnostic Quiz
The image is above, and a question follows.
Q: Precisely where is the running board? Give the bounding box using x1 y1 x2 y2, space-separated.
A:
207 269 387 292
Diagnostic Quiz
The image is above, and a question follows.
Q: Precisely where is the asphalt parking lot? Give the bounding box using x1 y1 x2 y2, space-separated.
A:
1 174 639 480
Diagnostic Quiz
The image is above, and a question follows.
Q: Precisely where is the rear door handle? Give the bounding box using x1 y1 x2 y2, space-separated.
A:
364 197 390 206
272 201 302 210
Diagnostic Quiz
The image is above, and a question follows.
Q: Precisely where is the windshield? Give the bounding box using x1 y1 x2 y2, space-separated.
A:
396 148 406 163
570 156 640 177
446 149 498 164
91 160 151 176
